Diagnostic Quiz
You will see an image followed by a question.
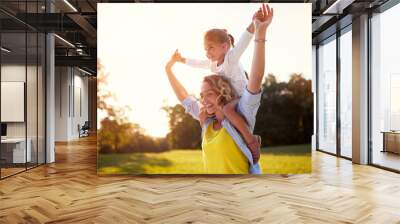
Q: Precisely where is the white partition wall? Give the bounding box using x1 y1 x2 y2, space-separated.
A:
1 30 47 178
1 31 28 177
55 67 89 141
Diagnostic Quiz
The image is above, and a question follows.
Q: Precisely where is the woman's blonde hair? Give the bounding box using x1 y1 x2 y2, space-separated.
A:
203 75 237 107
204 29 234 47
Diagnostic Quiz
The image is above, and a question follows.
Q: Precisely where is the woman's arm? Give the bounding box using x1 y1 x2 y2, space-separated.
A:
165 51 190 102
236 4 273 131
247 4 273 94
166 51 202 121
226 20 255 64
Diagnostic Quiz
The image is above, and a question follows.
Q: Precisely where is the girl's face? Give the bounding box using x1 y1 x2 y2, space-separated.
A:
200 81 220 115
204 39 228 62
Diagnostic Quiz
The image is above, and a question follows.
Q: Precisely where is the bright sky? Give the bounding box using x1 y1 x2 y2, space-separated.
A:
98 3 311 137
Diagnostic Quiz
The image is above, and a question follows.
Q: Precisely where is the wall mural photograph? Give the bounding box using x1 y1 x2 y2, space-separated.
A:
97 3 313 175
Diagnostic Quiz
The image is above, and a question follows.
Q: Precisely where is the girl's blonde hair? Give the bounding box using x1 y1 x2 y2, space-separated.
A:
204 29 235 47
203 75 237 107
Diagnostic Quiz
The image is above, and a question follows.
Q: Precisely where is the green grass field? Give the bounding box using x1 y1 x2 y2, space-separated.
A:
98 144 311 175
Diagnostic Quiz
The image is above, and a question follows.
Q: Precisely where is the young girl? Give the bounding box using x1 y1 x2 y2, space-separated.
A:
174 11 263 163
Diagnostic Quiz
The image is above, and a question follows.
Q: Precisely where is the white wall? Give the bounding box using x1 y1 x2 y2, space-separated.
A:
55 66 69 141
55 67 89 141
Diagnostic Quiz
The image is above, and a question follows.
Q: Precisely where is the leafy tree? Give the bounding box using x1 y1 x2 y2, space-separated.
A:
287 73 313 143
162 73 313 149
255 73 313 146
163 104 202 149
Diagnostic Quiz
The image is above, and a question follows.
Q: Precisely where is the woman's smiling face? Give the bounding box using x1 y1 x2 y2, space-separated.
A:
200 81 219 115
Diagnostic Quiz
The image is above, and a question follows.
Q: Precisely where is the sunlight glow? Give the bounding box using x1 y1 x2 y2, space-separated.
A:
98 3 311 137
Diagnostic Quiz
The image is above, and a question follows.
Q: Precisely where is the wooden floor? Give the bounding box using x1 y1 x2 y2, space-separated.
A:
373 151 400 171
1 163 44 178
1 167 26 178
1 136 400 224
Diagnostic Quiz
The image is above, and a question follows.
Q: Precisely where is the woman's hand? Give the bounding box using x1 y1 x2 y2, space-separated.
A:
174 50 185 63
165 50 179 72
253 4 273 31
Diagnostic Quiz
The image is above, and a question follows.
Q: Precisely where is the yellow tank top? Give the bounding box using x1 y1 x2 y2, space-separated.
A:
202 121 249 174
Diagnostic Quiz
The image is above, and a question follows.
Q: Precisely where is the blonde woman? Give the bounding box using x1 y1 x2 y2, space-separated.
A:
174 23 262 161
165 4 273 174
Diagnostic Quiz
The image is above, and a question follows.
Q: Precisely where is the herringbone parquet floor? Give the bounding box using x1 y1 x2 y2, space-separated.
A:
0 135 399 224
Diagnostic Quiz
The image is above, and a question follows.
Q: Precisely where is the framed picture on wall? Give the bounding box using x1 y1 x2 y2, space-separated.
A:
1 81 25 122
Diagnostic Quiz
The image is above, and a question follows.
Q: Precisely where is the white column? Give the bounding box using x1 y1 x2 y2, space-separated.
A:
46 1 55 163
312 45 317 151
352 14 369 164
46 34 55 163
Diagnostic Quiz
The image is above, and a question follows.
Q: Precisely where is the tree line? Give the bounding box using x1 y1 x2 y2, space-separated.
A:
98 61 313 154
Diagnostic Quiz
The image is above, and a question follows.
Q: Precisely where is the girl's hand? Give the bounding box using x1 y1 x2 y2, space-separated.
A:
199 105 208 126
253 4 273 31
